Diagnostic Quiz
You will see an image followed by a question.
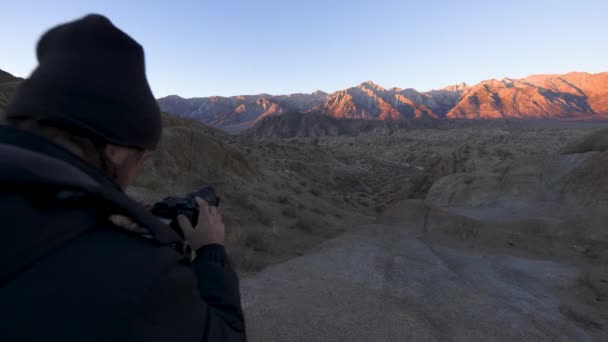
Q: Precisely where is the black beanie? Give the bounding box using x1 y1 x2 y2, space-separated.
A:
6 14 162 150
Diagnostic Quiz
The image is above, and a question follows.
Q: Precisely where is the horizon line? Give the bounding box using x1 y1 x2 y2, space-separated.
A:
157 70 606 100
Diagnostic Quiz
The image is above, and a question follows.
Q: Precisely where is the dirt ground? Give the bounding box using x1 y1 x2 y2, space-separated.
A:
241 200 607 341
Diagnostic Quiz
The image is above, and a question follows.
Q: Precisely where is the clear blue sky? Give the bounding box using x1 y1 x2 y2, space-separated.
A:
1 0 607 98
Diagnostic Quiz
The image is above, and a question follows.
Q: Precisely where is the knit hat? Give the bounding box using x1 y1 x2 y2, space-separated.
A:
6 14 162 150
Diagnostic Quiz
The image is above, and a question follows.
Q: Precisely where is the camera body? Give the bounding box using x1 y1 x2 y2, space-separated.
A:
151 186 220 237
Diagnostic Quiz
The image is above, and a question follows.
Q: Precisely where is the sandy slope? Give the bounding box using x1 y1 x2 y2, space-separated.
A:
241 200 606 341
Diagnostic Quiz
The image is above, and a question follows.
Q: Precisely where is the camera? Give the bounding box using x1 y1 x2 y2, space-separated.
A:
151 186 220 237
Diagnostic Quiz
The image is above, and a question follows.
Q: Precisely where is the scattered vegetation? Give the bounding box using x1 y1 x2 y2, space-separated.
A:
127 113 608 277
309 188 321 197
244 230 273 253
293 219 314 233
575 271 607 304
281 206 298 218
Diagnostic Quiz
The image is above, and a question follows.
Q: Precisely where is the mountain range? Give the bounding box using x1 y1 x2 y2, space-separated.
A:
158 72 608 132
2 68 607 131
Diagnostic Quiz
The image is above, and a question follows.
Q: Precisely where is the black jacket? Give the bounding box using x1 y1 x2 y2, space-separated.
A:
0 125 246 341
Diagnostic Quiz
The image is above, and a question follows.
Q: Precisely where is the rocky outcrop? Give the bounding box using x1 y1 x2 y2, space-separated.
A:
0 69 22 116
424 130 608 243
0 69 20 83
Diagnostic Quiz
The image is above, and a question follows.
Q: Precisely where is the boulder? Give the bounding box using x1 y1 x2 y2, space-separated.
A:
425 136 608 243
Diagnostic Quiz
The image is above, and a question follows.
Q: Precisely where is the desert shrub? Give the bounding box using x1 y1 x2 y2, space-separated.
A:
358 199 370 207
229 247 268 273
287 161 307 173
334 175 362 191
281 206 298 218
222 211 240 229
311 207 325 216
495 147 513 160
232 195 257 211
293 218 315 233
255 209 272 226
275 194 290 204
309 188 321 197
244 230 272 253
576 271 606 304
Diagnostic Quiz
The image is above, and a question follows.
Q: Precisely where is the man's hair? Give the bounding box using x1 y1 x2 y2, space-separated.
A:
6 117 142 180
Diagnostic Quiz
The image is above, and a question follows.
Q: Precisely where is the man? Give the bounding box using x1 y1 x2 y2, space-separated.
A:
0 14 246 341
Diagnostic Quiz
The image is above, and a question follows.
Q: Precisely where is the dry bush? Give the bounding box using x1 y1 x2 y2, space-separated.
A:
374 204 385 214
311 207 325 216
357 198 370 207
228 246 267 273
575 271 607 304
333 174 363 191
229 194 272 225
495 147 514 160
243 230 272 252
224 228 268 273
232 195 257 211
559 305 603 331
255 210 272 226
293 218 315 233
287 160 307 173
275 194 290 204
243 232 263 249
281 206 298 218
309 188 321 197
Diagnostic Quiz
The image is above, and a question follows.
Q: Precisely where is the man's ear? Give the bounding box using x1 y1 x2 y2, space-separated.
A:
104 144 131 166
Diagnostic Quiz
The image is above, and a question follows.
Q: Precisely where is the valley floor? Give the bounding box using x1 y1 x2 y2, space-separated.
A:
130 117 608 340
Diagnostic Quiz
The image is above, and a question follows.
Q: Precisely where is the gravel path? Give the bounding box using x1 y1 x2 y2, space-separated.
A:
240 203 600 341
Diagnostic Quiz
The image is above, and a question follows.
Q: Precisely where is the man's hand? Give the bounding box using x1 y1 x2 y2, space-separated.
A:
177 197 225 250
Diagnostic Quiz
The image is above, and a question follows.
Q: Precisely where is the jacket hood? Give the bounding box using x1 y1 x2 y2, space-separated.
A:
0 124 178 244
